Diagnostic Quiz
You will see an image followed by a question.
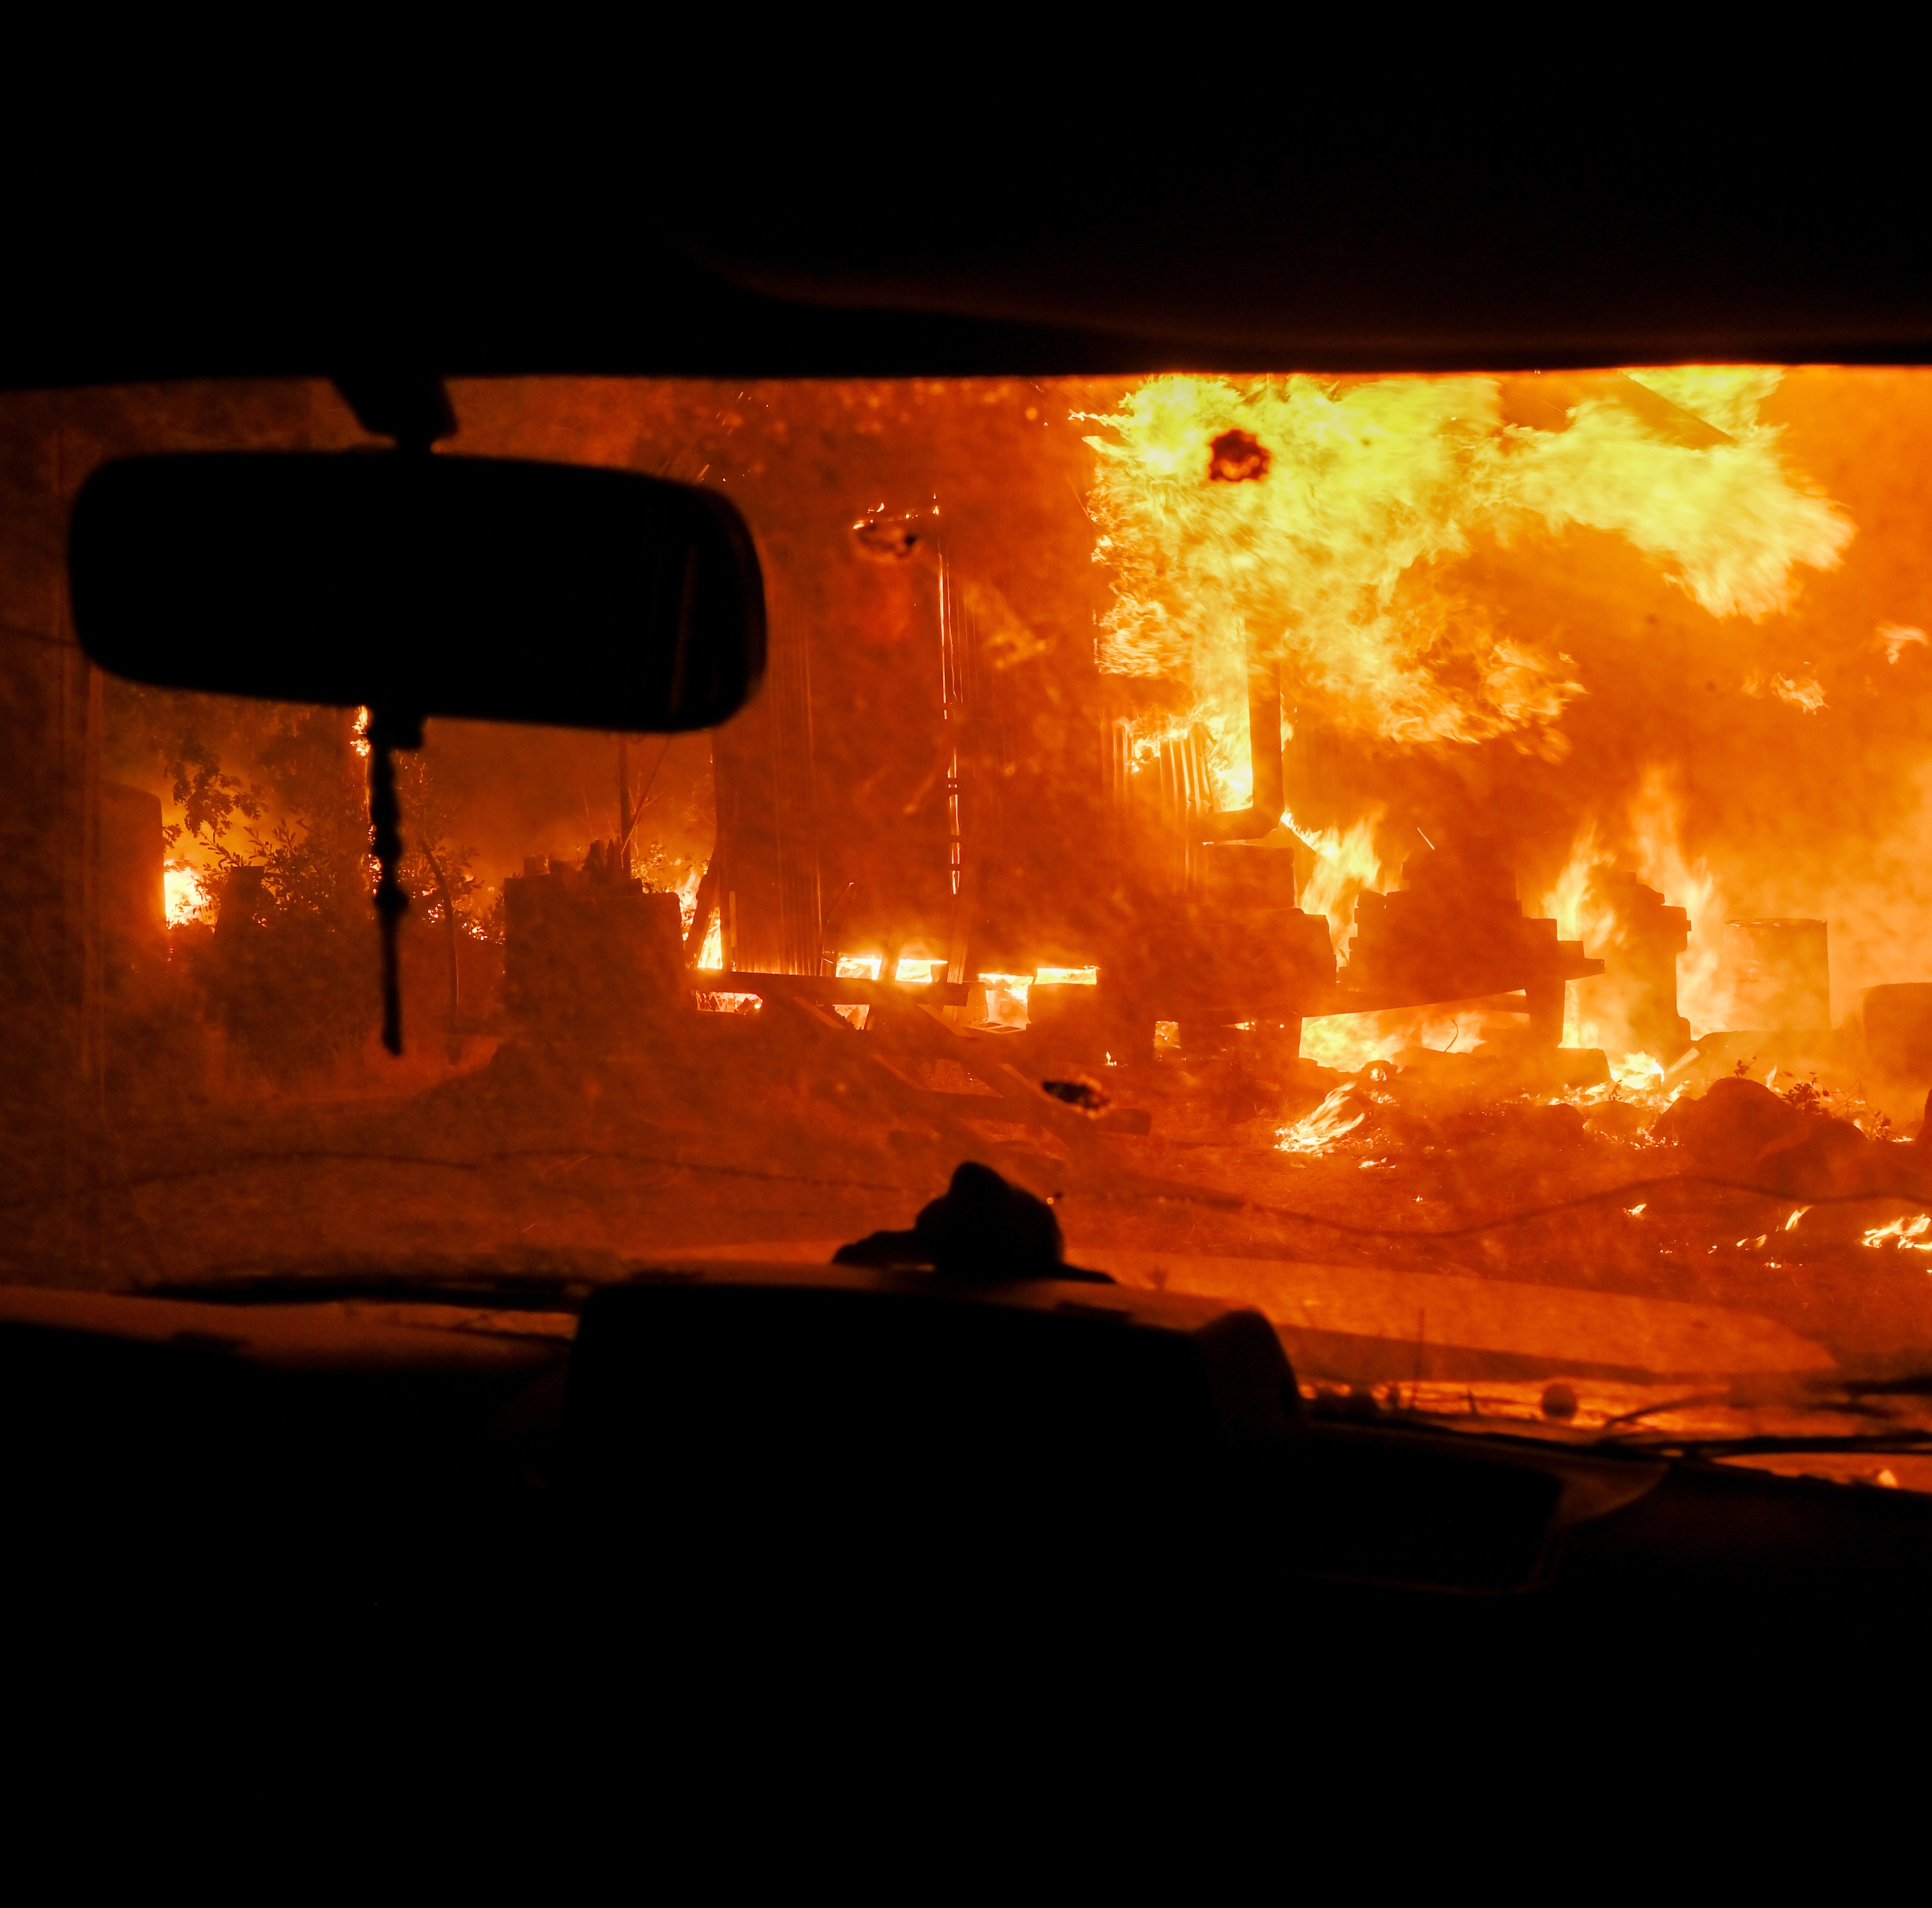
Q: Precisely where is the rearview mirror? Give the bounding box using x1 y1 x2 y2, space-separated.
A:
69 452 766 731
70 448 768 1056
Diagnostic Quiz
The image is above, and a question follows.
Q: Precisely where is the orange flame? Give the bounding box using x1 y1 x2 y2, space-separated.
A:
1864 1214 1932 1253
1540 768 1737 1058
1287 809 1385 948
1628 771 1733 1041
163 863 209 926
1298 1007 1487 1073
1277 1084 1368 1153
1084 370 1852 805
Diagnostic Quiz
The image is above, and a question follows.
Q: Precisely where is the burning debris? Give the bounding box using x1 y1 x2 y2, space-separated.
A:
1278 1084 1370 1154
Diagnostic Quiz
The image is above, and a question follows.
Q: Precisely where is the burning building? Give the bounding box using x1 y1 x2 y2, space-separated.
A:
680 367 1858 1087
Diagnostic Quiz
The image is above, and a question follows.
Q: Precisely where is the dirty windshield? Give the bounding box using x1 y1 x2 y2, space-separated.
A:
8 372 1932 1474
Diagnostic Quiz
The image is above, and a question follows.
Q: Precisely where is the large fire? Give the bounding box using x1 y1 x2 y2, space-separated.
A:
1085 367 1869 1085
1085 369 1852 804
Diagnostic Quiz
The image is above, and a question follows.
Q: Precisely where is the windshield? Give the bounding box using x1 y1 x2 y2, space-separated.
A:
9 370 1932 1479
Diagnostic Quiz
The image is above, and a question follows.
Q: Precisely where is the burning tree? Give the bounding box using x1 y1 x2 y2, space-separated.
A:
104 682 486 1079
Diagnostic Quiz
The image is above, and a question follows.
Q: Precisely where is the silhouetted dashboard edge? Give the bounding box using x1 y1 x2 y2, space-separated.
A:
5 1269 1929 1639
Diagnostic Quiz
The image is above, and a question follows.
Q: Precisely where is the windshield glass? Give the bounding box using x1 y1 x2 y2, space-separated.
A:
9 370 1932 1475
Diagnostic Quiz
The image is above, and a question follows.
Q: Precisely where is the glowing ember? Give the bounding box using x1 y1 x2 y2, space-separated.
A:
835 954 883 981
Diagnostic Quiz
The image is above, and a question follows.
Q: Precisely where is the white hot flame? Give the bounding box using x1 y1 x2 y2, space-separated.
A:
1277 1085 1368 1155
1864 1214 1932 1252
163 864 209 926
